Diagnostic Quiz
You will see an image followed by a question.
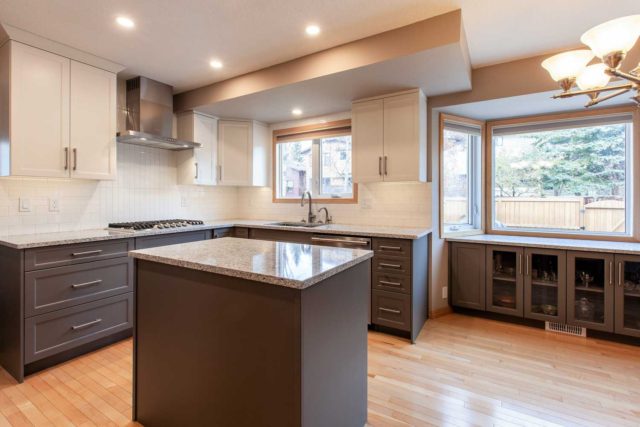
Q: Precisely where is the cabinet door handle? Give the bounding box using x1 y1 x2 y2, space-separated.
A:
609 261 613 286
378 157 382 176
379 245 402 251
64 147 69 170
379 280 402 287
378 307 401 314
518 254 522 275
72 148 77 171
218 165 222 181
195 162 199 179
71 279 102 289
379 262 401 269
618 262 623 287
71 249 103 257
383 156 388 175
525 255 529 276
71 318 102 331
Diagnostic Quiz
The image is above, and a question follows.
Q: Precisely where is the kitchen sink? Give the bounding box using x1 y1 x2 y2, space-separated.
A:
268 221 326 228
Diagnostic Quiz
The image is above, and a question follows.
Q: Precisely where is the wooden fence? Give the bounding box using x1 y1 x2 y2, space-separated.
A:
443 197 625 232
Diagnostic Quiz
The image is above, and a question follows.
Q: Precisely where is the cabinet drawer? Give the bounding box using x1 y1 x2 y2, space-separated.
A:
135 230 210 249
373 272 410 294
372 290 411 331
25 257 133 317
373 238 411 258
373 256 411 276
213 227 233 238
25 239 133 271
25 293 133 363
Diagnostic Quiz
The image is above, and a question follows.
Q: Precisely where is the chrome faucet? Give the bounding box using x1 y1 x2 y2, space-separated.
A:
318 207 332 224
300 191 316 223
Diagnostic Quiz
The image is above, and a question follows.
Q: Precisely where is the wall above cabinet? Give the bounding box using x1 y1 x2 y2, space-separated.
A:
0 41 117 180
352 89 426 183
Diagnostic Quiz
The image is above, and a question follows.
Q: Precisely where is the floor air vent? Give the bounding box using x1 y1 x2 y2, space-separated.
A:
545 322 586 337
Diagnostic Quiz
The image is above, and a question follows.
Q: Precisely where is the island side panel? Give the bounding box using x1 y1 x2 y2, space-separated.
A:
411 235 429 342
134 260 302 427
0 245 25 382
300 260 370 427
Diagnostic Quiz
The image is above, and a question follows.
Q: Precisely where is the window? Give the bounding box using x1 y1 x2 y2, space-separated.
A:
489 112 633 236
440 115 483 235
273 120 356 203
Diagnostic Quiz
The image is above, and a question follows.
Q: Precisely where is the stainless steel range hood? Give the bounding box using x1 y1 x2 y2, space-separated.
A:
117 77 201 150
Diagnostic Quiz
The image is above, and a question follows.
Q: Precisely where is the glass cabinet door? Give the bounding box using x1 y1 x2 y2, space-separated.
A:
524 248 566 323
485 245 523 316
567 251 614 332
614 255 640 338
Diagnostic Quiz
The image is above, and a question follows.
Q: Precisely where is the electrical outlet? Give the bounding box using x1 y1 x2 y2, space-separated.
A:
442 286 448 299
19 198 31 212
49 198 60 212
181 196 188 208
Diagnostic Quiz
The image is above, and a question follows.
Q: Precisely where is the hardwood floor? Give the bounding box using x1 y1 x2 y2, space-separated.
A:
1 314 638 426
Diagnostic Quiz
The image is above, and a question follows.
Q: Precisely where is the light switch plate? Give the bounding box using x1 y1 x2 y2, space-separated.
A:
181 196 188 208
19 198 31 212
49 198 60 212
442 286 448 299
361 198 372 209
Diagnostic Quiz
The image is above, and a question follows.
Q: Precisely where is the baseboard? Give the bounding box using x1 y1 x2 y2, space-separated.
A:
429 305 453 319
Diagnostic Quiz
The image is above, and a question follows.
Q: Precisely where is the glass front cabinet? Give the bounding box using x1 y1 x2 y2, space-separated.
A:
486 245 524 316
614 254 640 338
524 248 566 323
567 251 615 332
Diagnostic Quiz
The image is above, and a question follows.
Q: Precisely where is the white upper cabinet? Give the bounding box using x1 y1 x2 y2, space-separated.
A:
0 41 117 180
176 112 218 186
217 120 269 187
352 89 426 183
70 61 117 180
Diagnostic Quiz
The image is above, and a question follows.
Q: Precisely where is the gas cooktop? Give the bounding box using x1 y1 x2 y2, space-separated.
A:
107 219 205 233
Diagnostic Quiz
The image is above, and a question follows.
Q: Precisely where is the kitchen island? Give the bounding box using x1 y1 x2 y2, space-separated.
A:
130 237 373 427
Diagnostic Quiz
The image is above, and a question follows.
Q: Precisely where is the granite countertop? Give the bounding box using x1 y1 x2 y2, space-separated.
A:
129 237 374 289
0 219 432 249
446 234 640 255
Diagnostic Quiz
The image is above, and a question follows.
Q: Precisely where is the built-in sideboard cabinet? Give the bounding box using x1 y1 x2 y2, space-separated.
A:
351 89 427 183
450 241 640 339
0 41 117 179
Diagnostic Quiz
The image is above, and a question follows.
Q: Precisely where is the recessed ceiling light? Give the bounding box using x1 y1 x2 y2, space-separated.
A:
116 16 135 29
292 108 303 116
305 25 320 36
209 59 223 69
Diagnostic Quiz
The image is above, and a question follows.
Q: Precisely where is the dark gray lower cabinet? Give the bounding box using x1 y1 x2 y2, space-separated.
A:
450 242 485 310
524 247 566 323
486 245 524 317
567 251 615 332
613 254 640 338
135 230 210 249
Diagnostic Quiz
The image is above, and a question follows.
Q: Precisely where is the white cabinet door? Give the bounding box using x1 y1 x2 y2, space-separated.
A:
10 42 70 177
69 61 117 180
218 120 252 186
382 92 424 182
352 99 384 183
176 112 217 185
251 121 270 187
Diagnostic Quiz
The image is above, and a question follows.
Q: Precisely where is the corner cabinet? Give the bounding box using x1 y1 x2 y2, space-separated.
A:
217 120 269 187
176 112 218 186
352 89 426 183
0 41 117 180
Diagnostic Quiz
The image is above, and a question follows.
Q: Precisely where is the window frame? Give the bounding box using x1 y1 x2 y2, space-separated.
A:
272 119 358 204
439 113 485 237
486 106 639 241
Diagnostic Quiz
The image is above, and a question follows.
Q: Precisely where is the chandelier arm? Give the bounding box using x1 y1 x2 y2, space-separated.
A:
552 83 633 99
584 88 632 107
606 69 640 85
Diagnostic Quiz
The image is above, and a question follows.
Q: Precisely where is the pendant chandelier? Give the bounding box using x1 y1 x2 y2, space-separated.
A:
542 15 640 107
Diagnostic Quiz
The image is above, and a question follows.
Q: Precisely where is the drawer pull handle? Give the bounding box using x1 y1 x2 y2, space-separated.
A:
71 250 103 257
379 245 402 251
378 307 401 314
379 280 402 287
379 262 401 269
71 318 102 330
71 279 103 289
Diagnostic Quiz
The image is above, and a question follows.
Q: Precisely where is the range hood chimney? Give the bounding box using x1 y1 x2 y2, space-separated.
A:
117 77 201 150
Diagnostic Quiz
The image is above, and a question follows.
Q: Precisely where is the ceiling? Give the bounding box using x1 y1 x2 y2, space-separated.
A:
0 0 638 94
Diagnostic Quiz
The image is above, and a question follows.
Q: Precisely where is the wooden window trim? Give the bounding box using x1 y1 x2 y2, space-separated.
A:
272 119 358 204
439 113 486 237
485 105 639 242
